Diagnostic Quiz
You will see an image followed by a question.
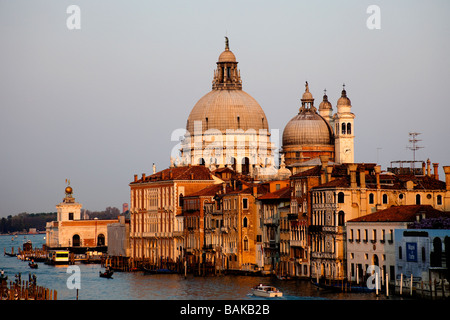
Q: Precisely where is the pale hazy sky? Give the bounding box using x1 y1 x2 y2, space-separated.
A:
0 0 449 217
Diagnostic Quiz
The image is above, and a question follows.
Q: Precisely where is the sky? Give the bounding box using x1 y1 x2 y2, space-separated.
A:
0 0 449 217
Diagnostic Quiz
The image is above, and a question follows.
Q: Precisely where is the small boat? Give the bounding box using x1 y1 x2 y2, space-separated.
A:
142 267 177 274
28 262 38 269
252 284 283 298
4 251 16 257
99 269 114 279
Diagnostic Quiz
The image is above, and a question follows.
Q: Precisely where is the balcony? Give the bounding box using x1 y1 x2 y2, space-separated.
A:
290 240 306 247
263 241 279 250
263 217 279 225
311 251 337 260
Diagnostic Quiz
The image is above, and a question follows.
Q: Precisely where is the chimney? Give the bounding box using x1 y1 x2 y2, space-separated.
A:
348 164 358 189
152 163 156 174
134 174 138 182
443 166 450 191
253 186 257 197
374 165 381 189
422 162 426 176
169 170 173 180
142 173 146 180
433 163 439 180
320 155 329 184
427 159 431 177
326 166 333 183
359 166 366 189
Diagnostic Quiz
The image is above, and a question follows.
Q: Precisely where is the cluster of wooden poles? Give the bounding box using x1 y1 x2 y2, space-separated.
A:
0 279 57 300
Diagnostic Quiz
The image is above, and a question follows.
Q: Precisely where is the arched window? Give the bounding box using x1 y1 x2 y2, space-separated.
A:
338 211 345 226
437 195 442 205
243 217 248 228
198 158 205 166
416 194 421 205
341 123 346 135
97 234 105 246
338 192 345 203
369 193 374 204
382 194 388 204
242 157 250 175
231 157 237 171
243 237 249 251
347 123 352 135
72 234 81 247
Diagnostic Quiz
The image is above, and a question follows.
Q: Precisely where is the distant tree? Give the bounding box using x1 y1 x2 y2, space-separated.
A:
409 217 450 230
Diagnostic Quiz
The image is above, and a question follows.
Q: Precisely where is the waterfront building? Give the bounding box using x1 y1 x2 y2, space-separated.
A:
287 155 334 278
46 184 119 252
257 185 291 274
310 162 450 281
346 204 449 285
220 182 269 270
181 183 233 267
395 227 450 284
180 38 276 174
129 165 219 265
107 215 130 257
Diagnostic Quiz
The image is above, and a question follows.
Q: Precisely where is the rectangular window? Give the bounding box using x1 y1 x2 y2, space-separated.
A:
357 229 361 242
364 229 368 242
372 229 377 243
242 198 248 209
69 212 74 220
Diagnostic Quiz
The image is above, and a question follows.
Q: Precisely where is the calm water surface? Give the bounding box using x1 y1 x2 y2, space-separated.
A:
1 234 399 300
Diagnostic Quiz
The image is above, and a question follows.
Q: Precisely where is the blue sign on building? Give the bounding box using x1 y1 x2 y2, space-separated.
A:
406 242 418 262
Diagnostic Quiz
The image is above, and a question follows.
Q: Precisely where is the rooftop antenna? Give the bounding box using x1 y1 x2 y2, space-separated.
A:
406 132 424 170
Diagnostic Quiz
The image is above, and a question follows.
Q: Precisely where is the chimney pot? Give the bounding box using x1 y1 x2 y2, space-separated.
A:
433 163 439 180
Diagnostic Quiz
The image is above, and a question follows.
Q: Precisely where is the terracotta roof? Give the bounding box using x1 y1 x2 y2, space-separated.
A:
291 165 323 178
184 183 232 198
258 186 292 200
131 165 213 184
348 205 450 223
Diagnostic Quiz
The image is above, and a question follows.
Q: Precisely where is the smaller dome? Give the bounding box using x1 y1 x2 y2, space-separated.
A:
302 91 313 100
337 89 351 106
65 186 73 194
218 49 236 62
282 111 334 146
319 94 332 110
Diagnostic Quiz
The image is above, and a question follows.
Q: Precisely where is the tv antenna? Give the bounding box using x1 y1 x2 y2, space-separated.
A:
406 132 424 169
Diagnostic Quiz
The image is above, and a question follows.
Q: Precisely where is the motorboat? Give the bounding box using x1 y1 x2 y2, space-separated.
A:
252 284 283 298
29 262 39 269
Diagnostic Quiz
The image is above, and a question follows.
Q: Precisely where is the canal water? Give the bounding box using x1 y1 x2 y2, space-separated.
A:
1 234 400 301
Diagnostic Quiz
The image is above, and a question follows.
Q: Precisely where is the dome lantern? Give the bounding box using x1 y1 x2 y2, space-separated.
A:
212 37 242 90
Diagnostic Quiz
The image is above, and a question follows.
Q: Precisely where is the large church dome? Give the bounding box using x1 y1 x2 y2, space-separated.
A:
186 89 269 134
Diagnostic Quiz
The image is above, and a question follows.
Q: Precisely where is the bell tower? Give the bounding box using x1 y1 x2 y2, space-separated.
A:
334 84 355 164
